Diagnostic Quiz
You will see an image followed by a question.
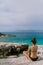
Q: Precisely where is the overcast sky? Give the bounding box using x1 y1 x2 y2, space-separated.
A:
0 0 43 32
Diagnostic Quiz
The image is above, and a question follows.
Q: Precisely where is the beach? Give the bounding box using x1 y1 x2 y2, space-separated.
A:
0 0 43 65
0 42 43 65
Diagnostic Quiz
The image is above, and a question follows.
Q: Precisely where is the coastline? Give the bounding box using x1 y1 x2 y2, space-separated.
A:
0 42 43 49
0 42 43 57
0 42 43 48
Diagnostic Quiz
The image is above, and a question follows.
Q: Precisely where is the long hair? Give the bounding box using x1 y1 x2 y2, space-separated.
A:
31 38 36 45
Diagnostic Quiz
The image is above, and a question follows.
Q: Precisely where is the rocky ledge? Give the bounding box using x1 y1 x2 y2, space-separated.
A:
0 43 28 56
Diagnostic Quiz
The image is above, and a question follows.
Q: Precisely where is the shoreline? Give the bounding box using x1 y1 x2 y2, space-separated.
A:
0 42 43 48
0 42 43 52
0 41 43 47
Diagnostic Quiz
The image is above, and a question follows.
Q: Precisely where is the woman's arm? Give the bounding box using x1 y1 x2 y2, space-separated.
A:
28 46 31 56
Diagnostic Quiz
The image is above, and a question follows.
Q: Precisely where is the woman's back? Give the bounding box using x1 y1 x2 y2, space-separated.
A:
30 45 38 58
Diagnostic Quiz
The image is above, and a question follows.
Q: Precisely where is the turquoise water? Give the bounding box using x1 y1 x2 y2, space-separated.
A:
0 32 43 45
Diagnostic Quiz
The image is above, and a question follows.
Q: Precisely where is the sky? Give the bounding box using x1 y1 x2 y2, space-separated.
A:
0 0 43 32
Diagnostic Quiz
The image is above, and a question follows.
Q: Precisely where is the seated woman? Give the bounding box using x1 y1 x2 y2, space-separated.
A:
23 38 38 61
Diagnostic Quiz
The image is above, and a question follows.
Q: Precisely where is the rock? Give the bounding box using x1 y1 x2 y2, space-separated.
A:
16 48 20 53
0 43 28 56
15 44 28 53
20 44 28 53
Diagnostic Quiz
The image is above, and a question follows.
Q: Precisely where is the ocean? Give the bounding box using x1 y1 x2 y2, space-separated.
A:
0 31 43 46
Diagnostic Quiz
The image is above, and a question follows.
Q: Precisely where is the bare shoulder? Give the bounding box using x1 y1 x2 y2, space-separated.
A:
28 46 31 50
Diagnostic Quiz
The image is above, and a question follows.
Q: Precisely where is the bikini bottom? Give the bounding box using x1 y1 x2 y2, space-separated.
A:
29 56 38 61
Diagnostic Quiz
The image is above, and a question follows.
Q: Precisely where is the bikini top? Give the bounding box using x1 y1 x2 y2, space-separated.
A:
29 50 37 53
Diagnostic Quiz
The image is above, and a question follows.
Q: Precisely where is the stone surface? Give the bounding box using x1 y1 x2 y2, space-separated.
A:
0 43 28 56
0 55 43 65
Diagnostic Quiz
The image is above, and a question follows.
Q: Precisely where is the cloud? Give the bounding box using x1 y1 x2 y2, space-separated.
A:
0 0 43 32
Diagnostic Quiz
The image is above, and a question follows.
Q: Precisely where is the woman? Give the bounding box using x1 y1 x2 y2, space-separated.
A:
23 38 38 61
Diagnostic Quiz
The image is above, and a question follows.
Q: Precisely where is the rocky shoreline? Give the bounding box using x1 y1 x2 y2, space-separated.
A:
0 42 28 57
0 43 43 65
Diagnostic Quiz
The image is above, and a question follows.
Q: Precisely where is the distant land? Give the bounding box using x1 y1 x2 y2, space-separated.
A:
0 32 16 37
